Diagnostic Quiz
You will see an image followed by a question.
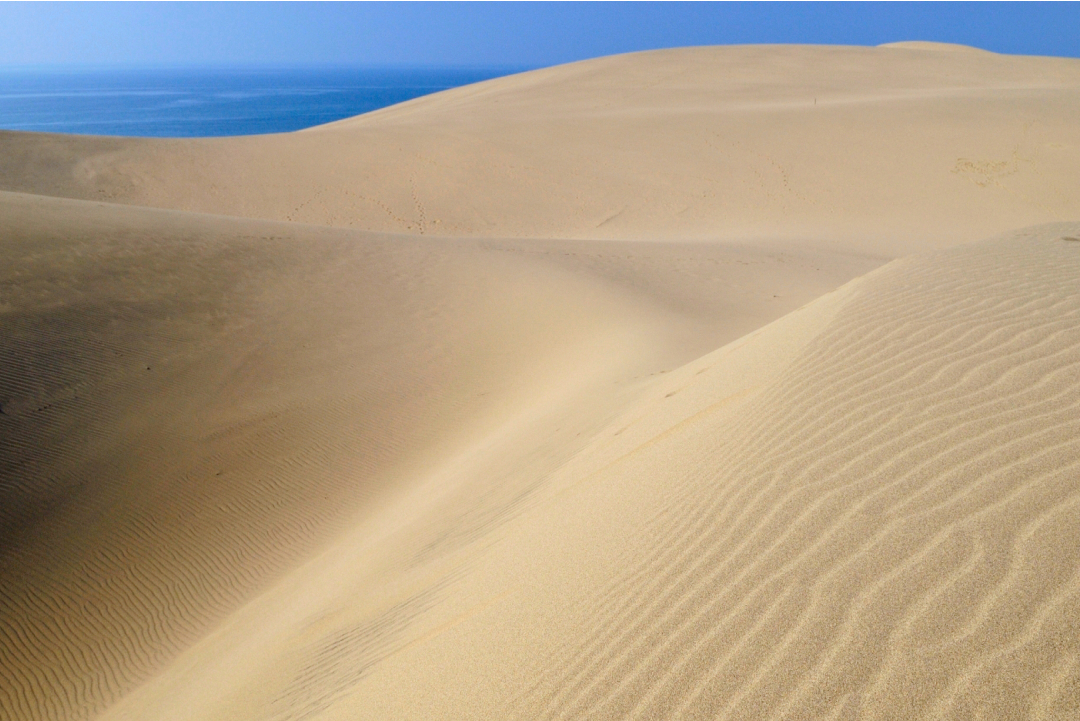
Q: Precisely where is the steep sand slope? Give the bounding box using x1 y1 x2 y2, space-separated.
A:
0 191 877 721
2 44 1080 252
97 224 1080 721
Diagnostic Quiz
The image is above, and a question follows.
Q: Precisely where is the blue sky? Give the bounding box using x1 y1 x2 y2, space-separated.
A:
0 2 1077 68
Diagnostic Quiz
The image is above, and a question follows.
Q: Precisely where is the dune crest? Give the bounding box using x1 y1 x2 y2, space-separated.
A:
879 41 995 53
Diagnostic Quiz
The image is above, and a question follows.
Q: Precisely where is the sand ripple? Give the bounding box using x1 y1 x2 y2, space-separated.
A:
515 225 1080 720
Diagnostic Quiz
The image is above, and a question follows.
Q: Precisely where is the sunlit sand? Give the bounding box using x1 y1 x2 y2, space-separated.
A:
2 43 1079 720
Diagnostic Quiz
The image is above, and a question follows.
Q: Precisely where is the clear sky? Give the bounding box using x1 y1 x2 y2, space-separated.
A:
0 2 1077 69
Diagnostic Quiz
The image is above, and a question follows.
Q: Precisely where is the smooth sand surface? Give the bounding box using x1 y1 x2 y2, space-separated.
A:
1 44 1079 721
2 44 1080 254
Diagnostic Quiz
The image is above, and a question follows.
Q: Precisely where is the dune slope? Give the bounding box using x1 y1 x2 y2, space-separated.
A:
0 190 877 721
500 224 1080 721
94 224 1080 721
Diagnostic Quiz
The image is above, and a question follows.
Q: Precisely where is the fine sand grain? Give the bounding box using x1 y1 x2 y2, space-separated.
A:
1 43 1079 721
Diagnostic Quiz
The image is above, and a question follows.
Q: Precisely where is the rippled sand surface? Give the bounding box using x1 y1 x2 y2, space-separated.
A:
1 43 1079 721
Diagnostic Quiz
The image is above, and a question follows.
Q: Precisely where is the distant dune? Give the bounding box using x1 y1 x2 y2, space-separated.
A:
1 44 1079 721
2 44 1080 254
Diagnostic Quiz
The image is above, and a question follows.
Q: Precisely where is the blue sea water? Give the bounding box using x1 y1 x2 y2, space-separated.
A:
0 66 523 138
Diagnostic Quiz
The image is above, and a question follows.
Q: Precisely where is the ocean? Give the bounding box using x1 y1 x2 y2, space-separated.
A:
0 66 523 138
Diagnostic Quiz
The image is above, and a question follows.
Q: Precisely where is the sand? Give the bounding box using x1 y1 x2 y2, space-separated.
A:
1 43 1079 721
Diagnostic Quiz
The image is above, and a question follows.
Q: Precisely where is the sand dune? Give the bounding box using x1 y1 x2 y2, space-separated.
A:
504 225 1080 720
2 45 1080 253
85 223 1080 721
2 44 1079 721
0 191 876 720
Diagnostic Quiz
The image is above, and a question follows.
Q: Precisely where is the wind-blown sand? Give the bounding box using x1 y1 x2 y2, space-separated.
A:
1 44 1079 721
